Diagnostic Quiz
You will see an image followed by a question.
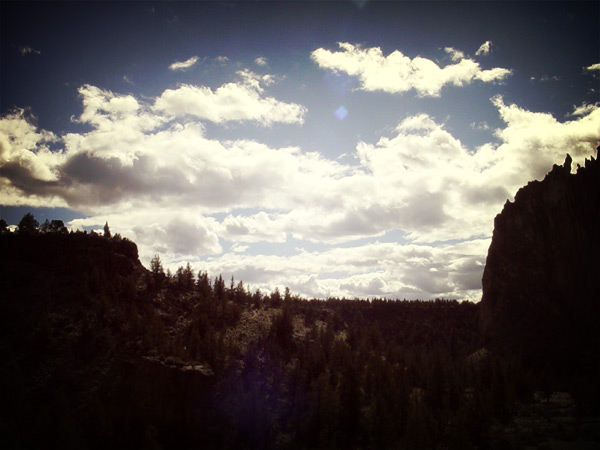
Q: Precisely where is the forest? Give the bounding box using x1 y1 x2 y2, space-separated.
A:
0 211 598 449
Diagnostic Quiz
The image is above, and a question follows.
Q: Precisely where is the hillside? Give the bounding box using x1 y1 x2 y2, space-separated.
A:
2 146 600 450
0 230 493 449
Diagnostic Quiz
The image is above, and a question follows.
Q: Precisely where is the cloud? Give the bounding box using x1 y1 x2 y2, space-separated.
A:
154 70 306 125
193 238 491 300
254 56 268 66
1 80 598 300
311 42 511 97
571 103 598 117
169 56 200 71
475 40 492 56
70 209 223 264
491 96 600 178
445 47 465 62
0 110 59 175
585 63 600 72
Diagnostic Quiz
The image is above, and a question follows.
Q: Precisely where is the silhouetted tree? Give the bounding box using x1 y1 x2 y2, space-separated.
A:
149 254 165 291
51 220 67 233
0 219 8 234
270 287 282 308
175 263 194 292
41 219 52 233
17 213 39 234
197 270 211 298
213 275 226 302
40 219 67 234
103 221 111 238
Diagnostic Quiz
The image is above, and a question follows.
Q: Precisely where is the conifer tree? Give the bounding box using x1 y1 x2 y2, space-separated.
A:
17 213 39 234
103 221 111 238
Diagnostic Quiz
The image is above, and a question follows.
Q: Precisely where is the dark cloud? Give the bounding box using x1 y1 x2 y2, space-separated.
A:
465 185 510 205
60 152 193 206
450 257 485 291
1 162 56 196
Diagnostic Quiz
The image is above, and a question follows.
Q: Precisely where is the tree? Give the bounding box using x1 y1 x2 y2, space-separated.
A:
0 219 8 234
175 263 194 292
51 220 68 234
41 219 52 233
17 213 39 234
270 287 282 308
149 255 165 291
40 219 67 234
197 270 211 298
103 222 111 238
213 275 226 302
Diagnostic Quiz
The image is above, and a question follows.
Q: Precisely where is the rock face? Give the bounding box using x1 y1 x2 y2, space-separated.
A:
480 152 600 375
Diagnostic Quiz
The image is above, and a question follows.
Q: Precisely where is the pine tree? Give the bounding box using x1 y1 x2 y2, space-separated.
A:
103 222 111 238
17 213 39 234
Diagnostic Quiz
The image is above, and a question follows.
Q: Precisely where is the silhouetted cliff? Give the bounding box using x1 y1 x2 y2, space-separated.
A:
480 152 600 409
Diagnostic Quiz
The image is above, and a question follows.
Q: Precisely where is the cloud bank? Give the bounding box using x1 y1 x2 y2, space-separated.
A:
1 46 598 300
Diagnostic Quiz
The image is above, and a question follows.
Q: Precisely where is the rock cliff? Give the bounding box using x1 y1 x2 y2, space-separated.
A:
480 151 600 380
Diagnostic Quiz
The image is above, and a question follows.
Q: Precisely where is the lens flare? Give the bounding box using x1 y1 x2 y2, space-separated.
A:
335 106 348 120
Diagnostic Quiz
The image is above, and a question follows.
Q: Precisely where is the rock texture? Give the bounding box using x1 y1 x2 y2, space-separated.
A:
480 152 600 377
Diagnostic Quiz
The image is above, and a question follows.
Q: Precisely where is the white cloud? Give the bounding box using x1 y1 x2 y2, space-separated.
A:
154 70 306 125
2 79 598 300
475 40 492 56
491 96 600 178
445 47 465 62
585 63 600 72
311 42 511 97
0 109 66 207
169 56 199 71
571 103 598 117
194 238 490 300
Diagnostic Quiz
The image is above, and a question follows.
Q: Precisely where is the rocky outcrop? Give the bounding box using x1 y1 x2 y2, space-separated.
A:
480 152 600 377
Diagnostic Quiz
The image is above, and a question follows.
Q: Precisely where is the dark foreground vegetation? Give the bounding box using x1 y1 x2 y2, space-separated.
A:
1 153 599 449
0 228 596 449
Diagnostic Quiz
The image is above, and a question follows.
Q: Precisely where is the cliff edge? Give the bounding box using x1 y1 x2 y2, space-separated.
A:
480 151 600 394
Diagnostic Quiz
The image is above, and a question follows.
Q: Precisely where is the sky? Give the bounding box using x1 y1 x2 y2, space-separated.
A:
1 1 599 301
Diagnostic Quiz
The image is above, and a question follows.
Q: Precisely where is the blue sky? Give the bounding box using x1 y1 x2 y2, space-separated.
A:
1 1 599 300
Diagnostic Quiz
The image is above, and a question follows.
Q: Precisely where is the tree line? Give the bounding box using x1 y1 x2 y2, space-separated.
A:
1 214 596 449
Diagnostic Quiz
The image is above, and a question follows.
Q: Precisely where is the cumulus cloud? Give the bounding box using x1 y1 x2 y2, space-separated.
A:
0 109 66 207
1 79 598 299
169 56 199 71
311 42 511 96
195 238 490 300
154 70 306 125
491 96 600 178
